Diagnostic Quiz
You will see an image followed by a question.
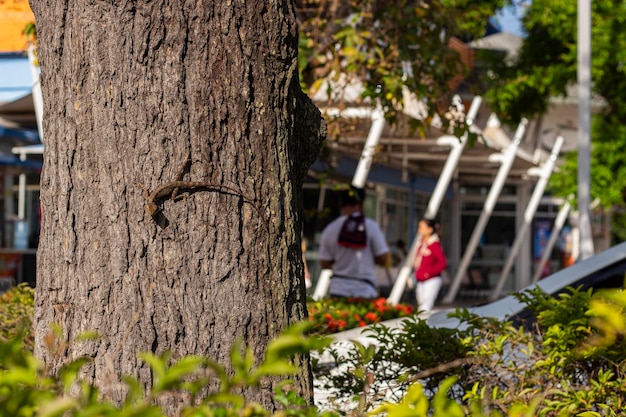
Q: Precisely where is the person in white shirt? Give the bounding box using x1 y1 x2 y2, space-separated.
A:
319 186 390 299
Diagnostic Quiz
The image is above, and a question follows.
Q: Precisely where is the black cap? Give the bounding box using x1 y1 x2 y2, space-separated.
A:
340 185 365 207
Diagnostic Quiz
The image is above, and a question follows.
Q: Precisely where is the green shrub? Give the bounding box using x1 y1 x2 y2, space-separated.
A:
314 286 626 416
313 314 472 412
3 282 626 416
0 283 34 349
0 288 412 350
0 322 336 417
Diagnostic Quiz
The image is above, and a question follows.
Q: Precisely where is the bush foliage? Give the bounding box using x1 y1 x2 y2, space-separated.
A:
0 283 34 349
1 283 626 415
314 286 626 416
0 322 334 417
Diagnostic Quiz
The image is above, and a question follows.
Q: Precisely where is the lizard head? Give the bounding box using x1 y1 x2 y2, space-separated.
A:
145 202 161 217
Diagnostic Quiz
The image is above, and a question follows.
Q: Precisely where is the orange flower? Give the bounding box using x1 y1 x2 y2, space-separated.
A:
394 304 413 315
328 320 338 331
372 298 389 313
372 298 387 309
364 312 378 323
358 320 367 327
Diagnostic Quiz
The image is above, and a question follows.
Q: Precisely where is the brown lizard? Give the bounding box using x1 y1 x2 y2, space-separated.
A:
136 180 253 217
136 154 261 221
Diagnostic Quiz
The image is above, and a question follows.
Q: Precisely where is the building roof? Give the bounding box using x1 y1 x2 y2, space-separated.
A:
317 108 545 188
468 31 523 63
0 49 40 147
0 92 37 129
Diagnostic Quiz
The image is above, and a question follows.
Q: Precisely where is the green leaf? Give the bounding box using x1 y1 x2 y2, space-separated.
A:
250 361 296 380
37 397 78 417
58 357 91 391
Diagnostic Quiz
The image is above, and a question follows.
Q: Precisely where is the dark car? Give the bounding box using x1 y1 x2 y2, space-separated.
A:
427 241 626 329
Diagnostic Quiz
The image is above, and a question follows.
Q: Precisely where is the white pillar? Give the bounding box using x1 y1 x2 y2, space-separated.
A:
27 45 44 143
18 152 27 221
443 118 528 304
14 151 29 249
578 0 594 260
491 136 564 300
312 269 333 301
387 96 482 305
352 107 385 189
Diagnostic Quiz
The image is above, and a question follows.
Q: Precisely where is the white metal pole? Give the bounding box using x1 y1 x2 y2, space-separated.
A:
443 118 528 304
313 106 386 300
387 96 482 305
571 213 581 262
17 45 43 249
312 269 333 300
531 201 572 284
578 0 594 260
27 44 44 143
491 136 564 300
18 152 27 220
352 107 385 188
425 96 483 219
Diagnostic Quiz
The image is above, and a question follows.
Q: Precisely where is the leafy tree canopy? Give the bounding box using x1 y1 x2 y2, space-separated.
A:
296 1 626 209
485 0 626 208
296 0 506 126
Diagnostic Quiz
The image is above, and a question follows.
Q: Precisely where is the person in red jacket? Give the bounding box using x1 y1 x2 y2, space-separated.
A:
414 218 447 312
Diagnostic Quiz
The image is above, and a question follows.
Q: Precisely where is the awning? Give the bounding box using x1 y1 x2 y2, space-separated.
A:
0 93 39 133
0 93 34 114
0 125 40 144
316 104 547 187
0 153 41 170
12 144 44 155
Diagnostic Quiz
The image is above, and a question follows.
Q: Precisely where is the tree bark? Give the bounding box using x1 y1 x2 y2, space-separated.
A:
30 0 325 412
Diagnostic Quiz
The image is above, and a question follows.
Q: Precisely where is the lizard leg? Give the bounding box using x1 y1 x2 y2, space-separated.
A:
170 153 191 201
172 188 188 201
135 182 150 199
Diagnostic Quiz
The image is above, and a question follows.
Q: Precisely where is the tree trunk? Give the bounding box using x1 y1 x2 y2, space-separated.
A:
30 0 325 412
